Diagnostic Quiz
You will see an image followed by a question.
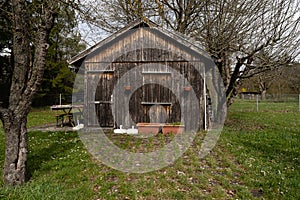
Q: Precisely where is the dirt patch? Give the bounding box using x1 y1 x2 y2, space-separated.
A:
225 118 266 132
250 188 263 197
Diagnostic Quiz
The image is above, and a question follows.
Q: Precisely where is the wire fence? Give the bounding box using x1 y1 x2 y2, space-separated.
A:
32 93 84 107
33 92 300 113
234 94 300 112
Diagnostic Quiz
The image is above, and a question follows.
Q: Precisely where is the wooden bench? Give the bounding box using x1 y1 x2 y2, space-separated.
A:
56 113 67 127
65 114 75 127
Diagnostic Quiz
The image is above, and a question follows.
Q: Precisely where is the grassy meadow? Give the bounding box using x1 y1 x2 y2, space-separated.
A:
0 100 299 199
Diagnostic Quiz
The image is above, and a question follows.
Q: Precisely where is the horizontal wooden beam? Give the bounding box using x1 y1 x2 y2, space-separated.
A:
141 102 172 106
90 101 112 104
87 70 115 73
142 71 172 75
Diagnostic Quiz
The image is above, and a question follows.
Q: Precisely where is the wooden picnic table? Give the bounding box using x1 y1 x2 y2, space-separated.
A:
50 104 84 127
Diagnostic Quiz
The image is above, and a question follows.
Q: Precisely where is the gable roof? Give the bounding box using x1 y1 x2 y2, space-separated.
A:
69 18 209 67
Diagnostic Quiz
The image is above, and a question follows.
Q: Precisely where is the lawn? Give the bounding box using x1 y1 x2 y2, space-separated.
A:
0 101 299 199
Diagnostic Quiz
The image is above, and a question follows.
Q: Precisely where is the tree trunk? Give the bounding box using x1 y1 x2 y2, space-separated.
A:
0 0 31 185
259 76 267 100
2 110 28 185
0 1 55 185
261 90 267 101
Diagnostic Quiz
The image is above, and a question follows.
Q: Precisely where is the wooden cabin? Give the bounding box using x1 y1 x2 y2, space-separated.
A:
69 19 212 131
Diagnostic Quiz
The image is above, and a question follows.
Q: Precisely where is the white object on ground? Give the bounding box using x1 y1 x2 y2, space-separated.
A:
73 124 84 130
114 125 138 134
126 126 138 135
114 125 126 134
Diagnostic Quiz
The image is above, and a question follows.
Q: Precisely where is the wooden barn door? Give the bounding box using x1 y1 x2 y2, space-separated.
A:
95 72 114 127
141 72 174 124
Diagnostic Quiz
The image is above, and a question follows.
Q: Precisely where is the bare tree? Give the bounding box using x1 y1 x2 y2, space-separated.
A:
154 0 205 34
82 0 300 105
82 0 204 35
197 0 300 105
0 0 82 185
242 68 284 100
286 63 300 93
80 0 156 34
242 62 300 97
0 0 56 185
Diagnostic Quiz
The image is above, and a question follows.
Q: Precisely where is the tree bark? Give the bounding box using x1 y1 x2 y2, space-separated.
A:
1 0 31 185
0 0 55 185
2 110 28 185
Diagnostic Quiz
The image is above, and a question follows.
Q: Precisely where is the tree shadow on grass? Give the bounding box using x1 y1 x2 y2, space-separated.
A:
26 131 79 181
240 139 300 167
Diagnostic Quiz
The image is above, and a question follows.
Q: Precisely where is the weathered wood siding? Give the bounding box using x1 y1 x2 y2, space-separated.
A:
84 28 206 130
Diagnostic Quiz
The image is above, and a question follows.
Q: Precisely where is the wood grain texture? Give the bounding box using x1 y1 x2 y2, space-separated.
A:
83 27 206 130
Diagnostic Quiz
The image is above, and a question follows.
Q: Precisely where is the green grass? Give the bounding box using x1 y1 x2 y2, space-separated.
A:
223 100 300 199
232 98 299 112
26 107 58 128
0 103 299 199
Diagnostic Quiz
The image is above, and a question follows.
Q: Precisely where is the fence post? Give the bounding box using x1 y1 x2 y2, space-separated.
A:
256 94 259 112
299 94 300 112
59 93 62 105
